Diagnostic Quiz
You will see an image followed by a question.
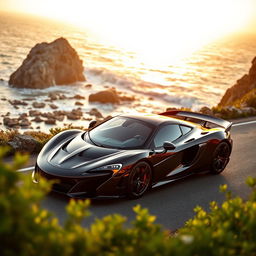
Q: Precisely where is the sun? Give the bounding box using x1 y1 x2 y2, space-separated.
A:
2 0 255 64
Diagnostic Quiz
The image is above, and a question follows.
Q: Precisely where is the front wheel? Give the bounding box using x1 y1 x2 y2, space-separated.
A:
210 142 231 174
127 161 152 199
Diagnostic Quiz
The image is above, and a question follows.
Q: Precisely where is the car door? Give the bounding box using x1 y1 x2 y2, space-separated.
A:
149 123 184 181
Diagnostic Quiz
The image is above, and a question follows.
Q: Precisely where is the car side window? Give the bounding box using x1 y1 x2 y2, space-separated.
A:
180 125 192 135
154 124 182 148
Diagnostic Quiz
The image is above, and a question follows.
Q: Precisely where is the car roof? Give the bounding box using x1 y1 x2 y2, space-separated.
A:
119 113 197 127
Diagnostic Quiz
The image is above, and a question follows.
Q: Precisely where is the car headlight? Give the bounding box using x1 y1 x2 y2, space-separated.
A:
86 164 123 174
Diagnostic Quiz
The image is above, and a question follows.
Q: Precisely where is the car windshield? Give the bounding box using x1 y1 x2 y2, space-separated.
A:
87 117 154 149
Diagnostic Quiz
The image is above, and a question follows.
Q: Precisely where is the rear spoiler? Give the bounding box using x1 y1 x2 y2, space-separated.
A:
159 110 232 131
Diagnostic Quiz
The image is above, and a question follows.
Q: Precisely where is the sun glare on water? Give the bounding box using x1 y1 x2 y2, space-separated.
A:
3 0 255 65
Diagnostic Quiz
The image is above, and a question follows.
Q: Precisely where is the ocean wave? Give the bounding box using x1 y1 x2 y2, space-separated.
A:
1 13 256 129
85 67 200 108
85 67 135 88
86 67 166 90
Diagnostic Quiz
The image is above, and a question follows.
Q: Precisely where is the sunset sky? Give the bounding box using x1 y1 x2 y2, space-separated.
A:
1 0 256 62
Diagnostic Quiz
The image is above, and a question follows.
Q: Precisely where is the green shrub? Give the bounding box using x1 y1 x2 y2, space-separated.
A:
178 180 256 256
0 148 256 256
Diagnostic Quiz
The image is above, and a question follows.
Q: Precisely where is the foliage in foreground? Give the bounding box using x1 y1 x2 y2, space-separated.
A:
1 148 256 256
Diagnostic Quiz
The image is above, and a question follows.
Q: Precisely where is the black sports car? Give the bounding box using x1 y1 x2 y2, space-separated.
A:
32 111 232 199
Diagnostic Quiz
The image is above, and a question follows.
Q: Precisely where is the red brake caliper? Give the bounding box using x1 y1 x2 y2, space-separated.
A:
142 167 147 183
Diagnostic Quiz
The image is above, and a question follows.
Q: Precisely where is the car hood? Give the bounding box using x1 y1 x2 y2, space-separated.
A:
46 133 145 175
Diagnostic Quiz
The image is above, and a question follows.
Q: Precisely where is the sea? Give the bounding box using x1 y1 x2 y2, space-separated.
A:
1 12 256 132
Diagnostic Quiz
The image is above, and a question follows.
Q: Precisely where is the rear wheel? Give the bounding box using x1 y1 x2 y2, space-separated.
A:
127 161 152 199
210 142 231 174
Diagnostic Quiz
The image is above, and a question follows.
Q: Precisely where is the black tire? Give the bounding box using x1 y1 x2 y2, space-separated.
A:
210 142 231 174
127 161 152 199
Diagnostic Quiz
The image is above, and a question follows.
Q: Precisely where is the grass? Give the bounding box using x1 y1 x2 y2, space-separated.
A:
235 88 256 108
1 125 87 155
0 130 19 146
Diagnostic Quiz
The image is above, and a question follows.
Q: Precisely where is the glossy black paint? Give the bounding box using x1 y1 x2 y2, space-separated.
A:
33 112 233 198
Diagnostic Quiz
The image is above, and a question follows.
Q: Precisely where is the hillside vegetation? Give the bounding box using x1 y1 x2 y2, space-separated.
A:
1 149 256 256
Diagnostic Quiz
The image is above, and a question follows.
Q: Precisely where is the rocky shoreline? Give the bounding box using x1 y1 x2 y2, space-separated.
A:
1 37 256 153
1 36 138 131
0 87 136 130
2 103 256 154
219 57 256 107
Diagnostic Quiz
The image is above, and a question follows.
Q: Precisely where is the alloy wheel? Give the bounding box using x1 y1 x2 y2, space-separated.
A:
128 162 152 199
211 142 231 174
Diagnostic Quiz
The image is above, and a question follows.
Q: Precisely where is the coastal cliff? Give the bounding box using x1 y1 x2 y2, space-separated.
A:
219 57 256 108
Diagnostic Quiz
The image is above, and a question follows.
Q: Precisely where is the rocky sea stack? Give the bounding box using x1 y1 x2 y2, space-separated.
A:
219 57 256 107
9 37 86 89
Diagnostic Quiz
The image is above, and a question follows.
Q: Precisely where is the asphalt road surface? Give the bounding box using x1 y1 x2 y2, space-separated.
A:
20 118 256 230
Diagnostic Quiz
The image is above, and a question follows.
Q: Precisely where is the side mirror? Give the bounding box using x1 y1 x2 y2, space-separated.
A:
163 141 176 151
88 120 97 129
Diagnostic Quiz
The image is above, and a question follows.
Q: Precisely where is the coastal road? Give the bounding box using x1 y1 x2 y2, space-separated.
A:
19 118 256 230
